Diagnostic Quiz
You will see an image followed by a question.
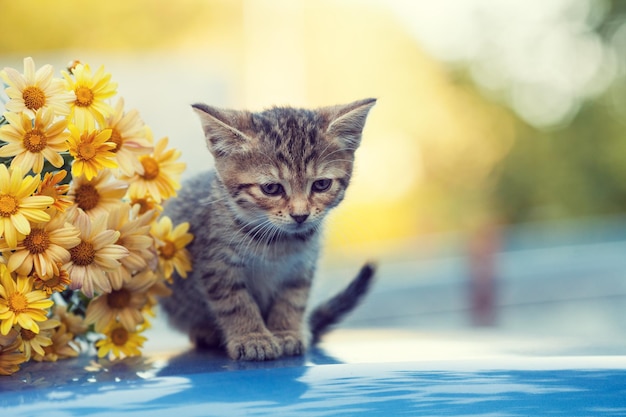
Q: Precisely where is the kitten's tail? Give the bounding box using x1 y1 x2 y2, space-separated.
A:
309 262 376 344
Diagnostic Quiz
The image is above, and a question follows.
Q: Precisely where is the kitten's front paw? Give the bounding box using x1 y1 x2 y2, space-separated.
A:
273 330 307 356
226 332 282 361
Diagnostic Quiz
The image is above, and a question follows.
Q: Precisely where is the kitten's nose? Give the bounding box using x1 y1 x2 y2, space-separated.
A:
290 214 309 224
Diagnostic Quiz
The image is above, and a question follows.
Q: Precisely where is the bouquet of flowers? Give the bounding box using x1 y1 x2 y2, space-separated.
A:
0 57 193 376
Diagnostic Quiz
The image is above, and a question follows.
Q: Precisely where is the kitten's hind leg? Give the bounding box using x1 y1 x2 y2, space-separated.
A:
190 326 221 350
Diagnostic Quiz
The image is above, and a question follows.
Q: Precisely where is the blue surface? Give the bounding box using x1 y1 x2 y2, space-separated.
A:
2 345 626 417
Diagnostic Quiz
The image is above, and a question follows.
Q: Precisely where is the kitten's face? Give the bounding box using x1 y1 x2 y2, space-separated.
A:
219 134 353 235
194 99 376 236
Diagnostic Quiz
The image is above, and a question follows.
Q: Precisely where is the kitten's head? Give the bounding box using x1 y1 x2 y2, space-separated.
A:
192 98 376 236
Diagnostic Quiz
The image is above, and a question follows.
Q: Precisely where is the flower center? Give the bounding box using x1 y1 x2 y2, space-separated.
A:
36 267 70 293
69 241 95 266
20 328 37 341
0 194 18 217
141 157 160 180
107 288 131 309
74 184 100 211
130 197 156 215
108 129 123 153
8 293 28 313
22 86 46 111
24 228 50 254
23 129 47 153
111 327 129 346
75 86 94 107
43 274 61 287
77 140 96 161
38 184 58 200
160 240 177 260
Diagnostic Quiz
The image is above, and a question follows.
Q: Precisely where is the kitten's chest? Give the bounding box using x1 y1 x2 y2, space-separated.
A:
242 248 316 314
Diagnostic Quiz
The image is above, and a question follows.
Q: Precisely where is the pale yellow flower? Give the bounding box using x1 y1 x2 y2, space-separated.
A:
32 323 79 362
96 322 146 359
0 165 54 248
0 265 53 335
128 191 162 218
36 170 72 213
0 108 69 174
52 305 88 336
63 63 117 128
1 57 74 117
86 269 155 332
150 216 193 280
0 328 26 375
103 98 153 177
67 125 117 181
33 264 72 295
18 318 60 360
64 210 128 297
125 137 186 203
105 204 156 288
68 170 127 220
3 213 80 279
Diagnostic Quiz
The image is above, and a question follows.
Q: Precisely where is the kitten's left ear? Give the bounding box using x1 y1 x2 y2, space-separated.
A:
323 98 377 150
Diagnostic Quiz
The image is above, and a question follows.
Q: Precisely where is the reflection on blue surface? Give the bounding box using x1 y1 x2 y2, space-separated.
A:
1 349 626 417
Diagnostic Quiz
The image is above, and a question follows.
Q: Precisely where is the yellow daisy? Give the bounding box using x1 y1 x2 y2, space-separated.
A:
67 125 117 181
0 108 69 174
105 204 155 288
150 216 193 280
1 57 75 118
0 265 53 335
0 165 54 248
2 212 80 279
18 318 60 360
85 269 155 332
63 63 117 128
96 322 146 360
103 98 153 177
125 137 186 203
0 328 26 375
32 323 79 362
68 170 127 220
36 170 72 213
128 191 162 218
64 210 128 297
33 264 72 295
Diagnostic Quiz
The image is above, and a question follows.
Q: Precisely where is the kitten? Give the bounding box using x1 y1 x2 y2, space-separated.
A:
160 98 377 361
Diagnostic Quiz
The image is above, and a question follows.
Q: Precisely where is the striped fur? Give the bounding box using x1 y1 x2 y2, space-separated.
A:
160 99 376 361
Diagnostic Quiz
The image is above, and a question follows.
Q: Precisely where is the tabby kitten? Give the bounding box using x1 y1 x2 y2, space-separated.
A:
161 98 376 361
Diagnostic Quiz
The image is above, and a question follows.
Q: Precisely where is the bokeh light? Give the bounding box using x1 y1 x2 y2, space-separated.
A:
3 0 626 272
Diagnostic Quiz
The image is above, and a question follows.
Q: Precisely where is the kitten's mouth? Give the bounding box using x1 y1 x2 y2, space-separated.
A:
283 220 316 235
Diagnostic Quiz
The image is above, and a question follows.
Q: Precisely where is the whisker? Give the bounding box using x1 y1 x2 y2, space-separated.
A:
249 221 275 259
319 146 358 162
238 218 274 258
320 159 355 165
199 195 230 205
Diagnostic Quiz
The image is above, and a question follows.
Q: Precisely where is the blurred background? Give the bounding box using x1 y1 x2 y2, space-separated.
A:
2 0 626 353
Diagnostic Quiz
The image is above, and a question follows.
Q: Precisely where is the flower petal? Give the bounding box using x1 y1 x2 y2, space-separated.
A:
11 212 32 235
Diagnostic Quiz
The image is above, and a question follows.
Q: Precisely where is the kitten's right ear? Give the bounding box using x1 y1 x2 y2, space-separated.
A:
192 103 253 157
323 98 377 150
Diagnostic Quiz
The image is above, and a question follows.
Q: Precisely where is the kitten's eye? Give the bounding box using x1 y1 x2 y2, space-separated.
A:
312 179 332 193
260 183 284 196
